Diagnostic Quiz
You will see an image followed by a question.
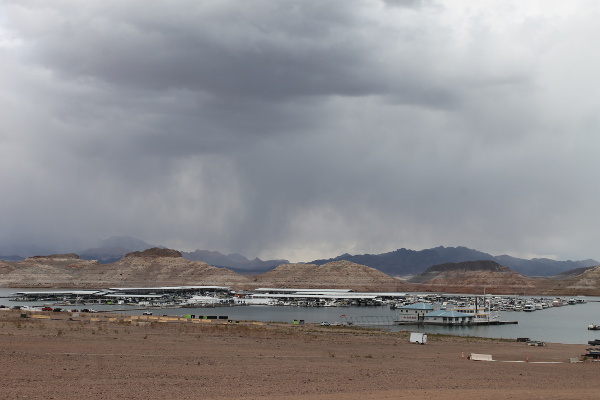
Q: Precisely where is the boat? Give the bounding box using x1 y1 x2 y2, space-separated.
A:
551 299 563 307
523 303 536 312
588 324 600 331
451 303 499 324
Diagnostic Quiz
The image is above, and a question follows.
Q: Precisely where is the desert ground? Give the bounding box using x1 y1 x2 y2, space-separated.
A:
1 309 600 399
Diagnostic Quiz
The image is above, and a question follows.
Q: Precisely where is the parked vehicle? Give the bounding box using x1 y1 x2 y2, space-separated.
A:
526 340 546 346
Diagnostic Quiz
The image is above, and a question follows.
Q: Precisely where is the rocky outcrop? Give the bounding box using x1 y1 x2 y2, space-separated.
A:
122 247 182 258
25 253 82 262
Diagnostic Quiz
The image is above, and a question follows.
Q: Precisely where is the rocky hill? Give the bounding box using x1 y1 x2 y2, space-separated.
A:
0 248 251 289
409 260 538 294
535 266 600 296
550 266 596 279
253 260 411 292
410 260 511 283
1 249 600 295
0 254 100 288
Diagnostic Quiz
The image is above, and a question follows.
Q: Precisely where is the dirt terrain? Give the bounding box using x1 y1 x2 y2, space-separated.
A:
1 309 599 399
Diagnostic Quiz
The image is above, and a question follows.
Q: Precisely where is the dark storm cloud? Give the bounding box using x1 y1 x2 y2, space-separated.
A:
1 1 600 262
16 2 384 99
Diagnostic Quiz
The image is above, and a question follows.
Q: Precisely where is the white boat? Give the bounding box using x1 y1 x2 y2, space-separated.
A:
181 295 220 306
523 303 536 312
552 299 563 307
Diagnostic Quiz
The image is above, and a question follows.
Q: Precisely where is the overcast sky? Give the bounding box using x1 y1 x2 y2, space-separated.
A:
1 1 599 262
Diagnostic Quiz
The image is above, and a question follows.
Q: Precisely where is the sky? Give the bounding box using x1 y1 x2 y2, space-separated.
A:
1 0 600 262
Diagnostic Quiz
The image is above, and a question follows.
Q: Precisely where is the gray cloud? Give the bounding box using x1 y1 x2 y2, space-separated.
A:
1 1 600 262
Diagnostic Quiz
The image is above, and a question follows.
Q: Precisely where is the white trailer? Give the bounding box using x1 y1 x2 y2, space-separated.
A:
409 332 427 344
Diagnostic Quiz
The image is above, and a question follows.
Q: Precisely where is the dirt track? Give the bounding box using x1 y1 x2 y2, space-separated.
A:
1 310 600 399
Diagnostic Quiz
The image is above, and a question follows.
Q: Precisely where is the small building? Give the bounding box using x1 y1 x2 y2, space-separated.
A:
396 303 434 323
423 310 474 325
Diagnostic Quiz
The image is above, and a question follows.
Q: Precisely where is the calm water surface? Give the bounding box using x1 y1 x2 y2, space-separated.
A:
2 288 599 345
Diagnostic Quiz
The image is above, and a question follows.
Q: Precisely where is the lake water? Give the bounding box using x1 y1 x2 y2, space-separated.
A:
2 288 599 345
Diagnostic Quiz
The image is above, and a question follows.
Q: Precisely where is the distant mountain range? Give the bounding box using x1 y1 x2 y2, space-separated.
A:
0 236 288 272
4 249 600 296
0 238 597 277
181 250 288 275
310 246 599 277
0 236 158 263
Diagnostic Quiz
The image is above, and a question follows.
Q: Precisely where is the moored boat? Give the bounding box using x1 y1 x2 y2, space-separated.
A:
588 324 600 331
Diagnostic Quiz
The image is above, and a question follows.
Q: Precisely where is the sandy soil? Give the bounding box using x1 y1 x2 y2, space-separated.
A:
1 309 600 399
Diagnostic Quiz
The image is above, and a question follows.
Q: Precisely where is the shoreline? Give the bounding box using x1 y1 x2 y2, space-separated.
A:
2 309 600 399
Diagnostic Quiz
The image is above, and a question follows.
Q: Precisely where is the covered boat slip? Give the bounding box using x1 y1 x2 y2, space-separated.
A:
8 290 109 302
8 286 234 304
249 288 413 306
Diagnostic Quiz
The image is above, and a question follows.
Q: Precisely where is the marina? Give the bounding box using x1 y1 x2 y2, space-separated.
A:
2 287 599 344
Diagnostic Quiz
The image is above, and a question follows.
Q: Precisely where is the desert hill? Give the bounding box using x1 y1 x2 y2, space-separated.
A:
550 266 596 279
409 260 538 295
253 260 411 292
535 265 600 296
1 249 600 295
0 254 100 288
409 260 512 283
0 248 251 289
